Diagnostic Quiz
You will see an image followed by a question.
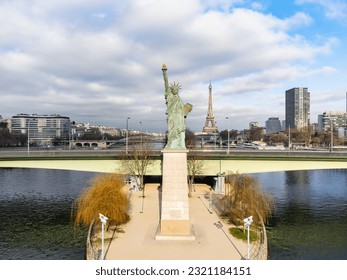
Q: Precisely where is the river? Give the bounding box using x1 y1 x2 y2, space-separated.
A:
254 169 347 260
0 168 96 260
0 168 346 259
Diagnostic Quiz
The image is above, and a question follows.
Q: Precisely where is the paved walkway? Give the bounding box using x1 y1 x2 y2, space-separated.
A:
105 184 248 260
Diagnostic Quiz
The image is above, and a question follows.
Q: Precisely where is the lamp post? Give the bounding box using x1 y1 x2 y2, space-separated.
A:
288 125 291 151
27 120 30 155
99 213 108 260
243 215 253 260
68 122 72 151
226 117 231 154
126 117 130 155
139 121 143 145
138 121 145 213
214 132 217 149
208 187 213 213
330 119 334 152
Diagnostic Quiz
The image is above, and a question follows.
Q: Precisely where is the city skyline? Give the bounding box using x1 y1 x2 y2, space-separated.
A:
1 1 347 132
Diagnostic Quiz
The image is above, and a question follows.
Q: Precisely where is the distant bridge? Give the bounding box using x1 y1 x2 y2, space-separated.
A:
70 135 165 149
1 151 347 175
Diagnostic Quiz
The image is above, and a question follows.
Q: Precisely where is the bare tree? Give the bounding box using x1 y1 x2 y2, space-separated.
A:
301 125 313 147
187 153 205 197
220 172 273 227
248 127 264 142
185 128 197 149
264 132 288 146
80 127 103 140
120 137 154 211
0 128 14 147
184 128 205 196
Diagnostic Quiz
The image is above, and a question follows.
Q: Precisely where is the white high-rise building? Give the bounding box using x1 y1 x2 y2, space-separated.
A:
285 87 310 129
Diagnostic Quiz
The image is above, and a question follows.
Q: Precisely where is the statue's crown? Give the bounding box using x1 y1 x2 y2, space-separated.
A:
170 82 182 91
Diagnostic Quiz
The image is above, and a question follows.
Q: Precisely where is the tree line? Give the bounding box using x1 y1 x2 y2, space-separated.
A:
219 126 346 147
0 128 27 147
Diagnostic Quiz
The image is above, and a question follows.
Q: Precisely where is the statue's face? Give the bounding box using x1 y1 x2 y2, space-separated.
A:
171 88 178 95
170 82 181 95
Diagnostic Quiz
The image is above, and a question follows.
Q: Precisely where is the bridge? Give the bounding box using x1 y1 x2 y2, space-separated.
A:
70 135 165 149
1 150 347 175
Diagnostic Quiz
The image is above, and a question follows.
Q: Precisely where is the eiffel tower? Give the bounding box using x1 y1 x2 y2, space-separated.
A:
202 81 218 133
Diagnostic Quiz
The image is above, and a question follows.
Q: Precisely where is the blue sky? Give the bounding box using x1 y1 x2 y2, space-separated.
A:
1 0 347 132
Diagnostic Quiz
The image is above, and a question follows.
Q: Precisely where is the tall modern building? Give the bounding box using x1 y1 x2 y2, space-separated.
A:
265 117 282 134
10 114 70 144
285 87 310 129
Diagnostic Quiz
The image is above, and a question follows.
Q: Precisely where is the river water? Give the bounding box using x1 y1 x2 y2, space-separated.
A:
0 168 346 260
254 169 347 260
0 168 96 260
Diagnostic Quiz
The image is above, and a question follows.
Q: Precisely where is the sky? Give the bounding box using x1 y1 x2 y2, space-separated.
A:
1 0 347 133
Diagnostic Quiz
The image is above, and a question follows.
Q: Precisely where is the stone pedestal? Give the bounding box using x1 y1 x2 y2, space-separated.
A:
156 149 195 240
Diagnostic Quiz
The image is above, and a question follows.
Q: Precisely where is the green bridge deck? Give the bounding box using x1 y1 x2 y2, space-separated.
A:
1 150 347 175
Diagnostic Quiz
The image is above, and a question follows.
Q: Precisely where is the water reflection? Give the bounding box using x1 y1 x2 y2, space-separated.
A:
254 169 347 260
0 168 96 260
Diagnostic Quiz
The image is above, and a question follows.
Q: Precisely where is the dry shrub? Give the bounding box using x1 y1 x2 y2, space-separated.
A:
71 173 129 228
221 172 273 226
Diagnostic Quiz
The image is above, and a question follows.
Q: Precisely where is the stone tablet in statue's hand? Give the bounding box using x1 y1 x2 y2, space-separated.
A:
184 103 193 117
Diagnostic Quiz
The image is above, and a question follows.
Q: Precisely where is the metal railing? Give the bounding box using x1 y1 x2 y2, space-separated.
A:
86 220 101 260
249 221 268 260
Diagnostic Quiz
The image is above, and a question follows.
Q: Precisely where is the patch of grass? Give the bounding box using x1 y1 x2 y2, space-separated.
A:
229 227 258 242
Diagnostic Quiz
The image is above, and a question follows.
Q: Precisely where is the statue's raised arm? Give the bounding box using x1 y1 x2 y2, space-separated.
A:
162 64 170 99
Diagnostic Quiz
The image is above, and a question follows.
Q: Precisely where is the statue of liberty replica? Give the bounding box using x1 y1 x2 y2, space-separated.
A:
156 64 195 239
162 64 192 150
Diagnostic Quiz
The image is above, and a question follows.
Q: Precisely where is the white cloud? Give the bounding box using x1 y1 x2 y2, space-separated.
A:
0 0 340 131
296 0 347 20
93 13 107 19
220 65 336 95
199 0 244 12
280 12 313 30
250 2 265 11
